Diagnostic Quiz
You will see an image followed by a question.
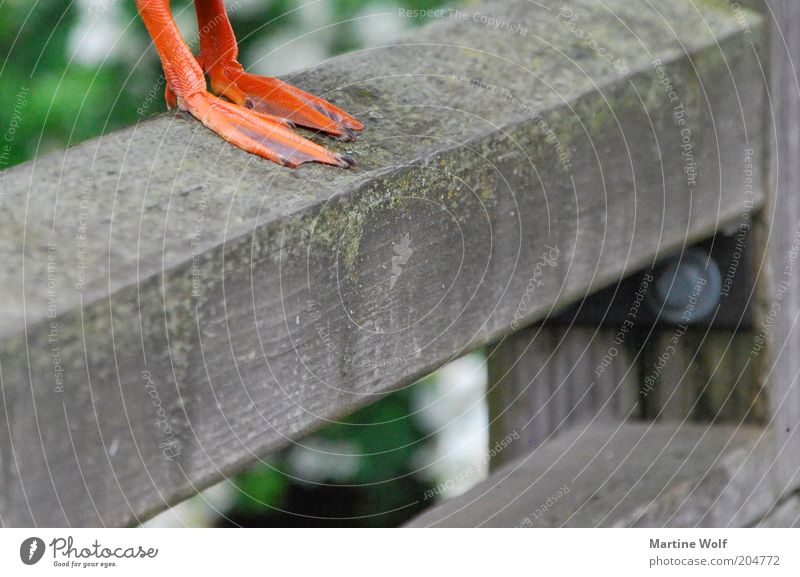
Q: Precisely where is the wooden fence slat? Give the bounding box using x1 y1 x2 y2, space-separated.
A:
487 326 639 470
754 0 800 500
406 423 779 527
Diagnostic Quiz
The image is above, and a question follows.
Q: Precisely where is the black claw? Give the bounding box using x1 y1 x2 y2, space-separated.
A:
338 154 356 168
335 128 358 142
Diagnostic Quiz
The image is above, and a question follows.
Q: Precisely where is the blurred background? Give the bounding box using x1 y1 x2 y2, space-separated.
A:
0 0 495 527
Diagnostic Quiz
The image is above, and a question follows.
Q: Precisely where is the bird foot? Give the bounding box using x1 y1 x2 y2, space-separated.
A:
180 89 355 168
138 0 362 168
205 62 364 142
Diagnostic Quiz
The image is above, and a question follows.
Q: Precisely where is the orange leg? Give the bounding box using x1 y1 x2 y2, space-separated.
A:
194 0 364 141
136 0 354 168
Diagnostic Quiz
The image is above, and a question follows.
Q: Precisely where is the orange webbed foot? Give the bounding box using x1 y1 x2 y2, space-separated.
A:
230 71 364 141
202 58 364 141
192 0 364 165
138 0 362 169
183 90 355 168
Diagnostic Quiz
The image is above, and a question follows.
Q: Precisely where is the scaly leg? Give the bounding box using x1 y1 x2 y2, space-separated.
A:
136 0 353 167
194 0 364 140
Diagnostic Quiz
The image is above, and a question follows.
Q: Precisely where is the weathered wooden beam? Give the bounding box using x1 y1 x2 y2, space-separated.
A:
406 423 779 527
752 0 800 504
0 0 765 526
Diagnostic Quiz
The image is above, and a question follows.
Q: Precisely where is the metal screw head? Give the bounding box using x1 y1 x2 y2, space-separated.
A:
647 247 722 324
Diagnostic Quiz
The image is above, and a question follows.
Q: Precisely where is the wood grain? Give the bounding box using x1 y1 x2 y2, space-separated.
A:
488 326 639 470
406 423 779 527
753 0 800 500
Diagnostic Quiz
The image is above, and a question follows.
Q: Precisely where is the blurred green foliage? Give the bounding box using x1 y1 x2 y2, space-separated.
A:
223 380 436 527
2 0 461 527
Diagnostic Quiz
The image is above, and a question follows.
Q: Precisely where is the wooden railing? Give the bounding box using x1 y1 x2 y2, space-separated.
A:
1 0 798 527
